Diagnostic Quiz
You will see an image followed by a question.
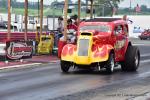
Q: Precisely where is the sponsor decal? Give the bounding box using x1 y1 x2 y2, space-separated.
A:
6 41 33 60
115 40 125 50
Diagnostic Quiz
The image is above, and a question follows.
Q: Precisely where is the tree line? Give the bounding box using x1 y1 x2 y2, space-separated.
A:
50 0 124 16
118 5 150 15
2 0 149 16
0 0 43 9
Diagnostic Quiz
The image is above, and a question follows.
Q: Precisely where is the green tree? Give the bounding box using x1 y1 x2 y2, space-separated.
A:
140 5 148 12
95 0 124 16
74 1 85 10
51 1 59 8
1 0 7 8
11 0 17 8
68 0 73 4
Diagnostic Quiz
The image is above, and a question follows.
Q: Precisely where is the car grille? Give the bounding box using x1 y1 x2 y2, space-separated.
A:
78 39 89 56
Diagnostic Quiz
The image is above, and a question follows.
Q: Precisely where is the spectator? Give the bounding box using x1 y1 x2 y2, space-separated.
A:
123 15 133 24
71 14 78 26
59 18 77 43
57 16 64 33
67 18 77 31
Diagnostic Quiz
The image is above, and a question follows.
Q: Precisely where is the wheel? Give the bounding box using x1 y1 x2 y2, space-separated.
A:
106 53 115 74
60 60 71 73
121 46 140 71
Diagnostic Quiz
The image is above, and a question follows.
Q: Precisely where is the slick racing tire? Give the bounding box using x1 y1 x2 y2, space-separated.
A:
61 60 71 73
106 53 115 74
121 46 140 71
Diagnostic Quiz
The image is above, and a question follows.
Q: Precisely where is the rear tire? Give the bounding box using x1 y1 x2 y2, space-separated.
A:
106 53 115 74
61 60 71 73
121 46 140 71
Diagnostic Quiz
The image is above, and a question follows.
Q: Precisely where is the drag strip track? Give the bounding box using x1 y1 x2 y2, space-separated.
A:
0 45 150 100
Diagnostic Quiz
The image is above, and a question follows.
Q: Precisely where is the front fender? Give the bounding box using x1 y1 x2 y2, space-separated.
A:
91 44 114 62
61 44 114 64
61 44 77 62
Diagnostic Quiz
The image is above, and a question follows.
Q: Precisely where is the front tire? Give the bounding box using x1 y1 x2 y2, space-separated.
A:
121 46 140 71
106 53 115 74
61 60 71 73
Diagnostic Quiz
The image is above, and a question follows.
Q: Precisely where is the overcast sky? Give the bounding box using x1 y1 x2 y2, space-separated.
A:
16 0 150 8
119 0 150 8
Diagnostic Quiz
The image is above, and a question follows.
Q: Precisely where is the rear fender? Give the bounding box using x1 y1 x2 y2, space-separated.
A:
92 45 114 62
122 40 132 61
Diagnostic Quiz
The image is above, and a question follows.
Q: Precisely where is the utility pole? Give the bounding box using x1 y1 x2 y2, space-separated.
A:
78 0 81 25
7 0 11 40
63 0 68 41
90 0 93 19
130 0 132 15
52 0 56 30
40 0 43 36
102 4 105 16
86 0 88 17
38 0 39 23
24 0 28 41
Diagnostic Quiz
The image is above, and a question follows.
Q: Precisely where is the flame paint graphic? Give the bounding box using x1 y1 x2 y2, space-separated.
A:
62 44 76 57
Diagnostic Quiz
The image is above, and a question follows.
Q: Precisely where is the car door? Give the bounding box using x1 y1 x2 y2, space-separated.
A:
114 24 126 61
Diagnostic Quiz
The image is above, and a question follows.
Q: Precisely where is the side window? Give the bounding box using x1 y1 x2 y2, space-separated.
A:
114 25 123 35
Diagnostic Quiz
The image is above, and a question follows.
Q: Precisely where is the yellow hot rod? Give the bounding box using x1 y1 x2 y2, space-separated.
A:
37 34 54 54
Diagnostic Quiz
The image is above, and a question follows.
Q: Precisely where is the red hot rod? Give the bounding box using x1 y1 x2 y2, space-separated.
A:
59 18 140 74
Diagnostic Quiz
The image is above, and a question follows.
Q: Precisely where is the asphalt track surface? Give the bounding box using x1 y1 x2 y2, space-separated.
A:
0 39 150 100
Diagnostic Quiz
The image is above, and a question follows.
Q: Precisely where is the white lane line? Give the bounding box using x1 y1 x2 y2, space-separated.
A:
0 59 60 70
138 71 150 78
141 53 150 57
0 65 58 77
128 91 150 100
0 63 41 70
50 60 60 63
133 44 150 46
133 44 144 46
140 59 150 64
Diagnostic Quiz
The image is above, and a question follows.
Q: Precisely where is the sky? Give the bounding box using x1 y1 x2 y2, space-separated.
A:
119 0 150 8
16 0 150 8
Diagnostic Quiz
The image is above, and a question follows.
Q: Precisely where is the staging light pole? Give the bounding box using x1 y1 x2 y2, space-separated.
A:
7 0 11 40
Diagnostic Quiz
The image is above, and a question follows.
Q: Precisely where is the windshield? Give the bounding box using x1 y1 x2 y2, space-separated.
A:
80 25 111 32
